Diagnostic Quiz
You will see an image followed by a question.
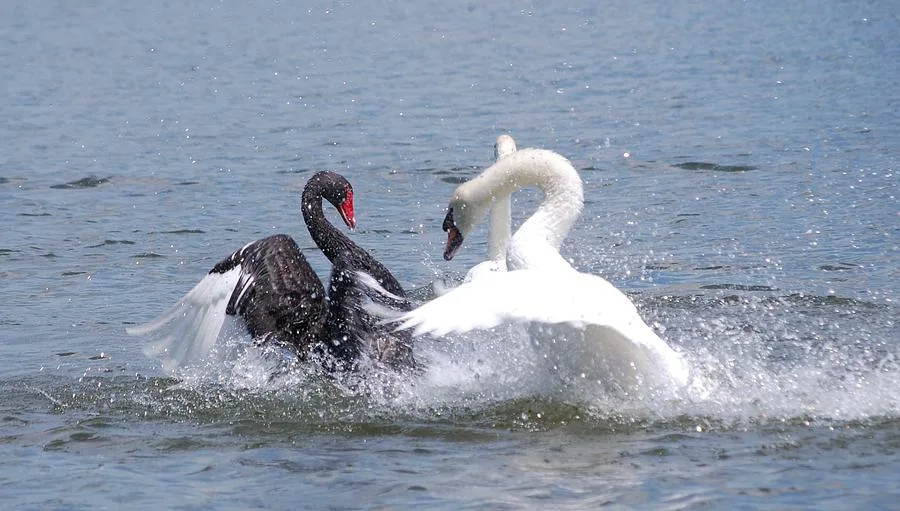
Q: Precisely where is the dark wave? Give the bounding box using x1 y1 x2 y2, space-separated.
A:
649 291 889 311
819 262 861 272
700 283 778 292
160 229 205 235
50 176 111 189
87 239 136 248
673 162 756 172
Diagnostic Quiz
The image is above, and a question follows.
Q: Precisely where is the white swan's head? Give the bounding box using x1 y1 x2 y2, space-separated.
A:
493 134 517 160
441 191 489 261
443 143 584 261
441 135 517 261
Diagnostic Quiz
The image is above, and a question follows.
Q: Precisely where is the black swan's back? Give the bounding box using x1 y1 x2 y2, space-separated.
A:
321 257 415 372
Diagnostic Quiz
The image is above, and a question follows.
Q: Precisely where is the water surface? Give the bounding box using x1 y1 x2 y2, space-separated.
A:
1 0 898 508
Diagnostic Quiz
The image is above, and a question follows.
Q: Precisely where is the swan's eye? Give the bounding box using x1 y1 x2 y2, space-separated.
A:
442 208 455 232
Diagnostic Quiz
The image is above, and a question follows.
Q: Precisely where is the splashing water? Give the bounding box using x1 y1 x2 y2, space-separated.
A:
135 281 898 430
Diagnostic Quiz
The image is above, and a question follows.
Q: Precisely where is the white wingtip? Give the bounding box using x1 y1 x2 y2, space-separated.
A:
127 267 242 373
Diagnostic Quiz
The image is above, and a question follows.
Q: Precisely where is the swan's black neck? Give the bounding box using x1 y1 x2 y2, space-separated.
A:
301 173 356 263
300 171 414 372
301 172 404 296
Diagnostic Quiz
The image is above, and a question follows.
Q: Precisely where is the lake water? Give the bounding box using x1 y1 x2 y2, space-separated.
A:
2 0 898 508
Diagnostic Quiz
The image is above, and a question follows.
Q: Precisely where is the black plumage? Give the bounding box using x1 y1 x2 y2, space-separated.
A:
207 171 415 372
301 172 415 371
209 235 327 356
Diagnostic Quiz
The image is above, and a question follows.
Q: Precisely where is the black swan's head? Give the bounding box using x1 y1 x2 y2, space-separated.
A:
306 171 356 229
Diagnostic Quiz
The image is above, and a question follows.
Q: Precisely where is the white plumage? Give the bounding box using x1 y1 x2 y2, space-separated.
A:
382 139 690 391
127 266 242 373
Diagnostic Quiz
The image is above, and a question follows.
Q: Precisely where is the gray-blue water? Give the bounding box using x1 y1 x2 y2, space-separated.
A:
2 1 898 508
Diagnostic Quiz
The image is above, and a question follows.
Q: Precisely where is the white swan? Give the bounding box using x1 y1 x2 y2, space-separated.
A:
385 145 690 391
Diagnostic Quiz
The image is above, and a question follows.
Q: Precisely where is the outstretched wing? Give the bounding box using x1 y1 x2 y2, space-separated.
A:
216 235 327 349
126 265 242 373
383 270 645 335
128 235 327 372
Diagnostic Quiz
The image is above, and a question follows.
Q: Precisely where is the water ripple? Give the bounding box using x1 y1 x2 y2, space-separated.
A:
50 176 111 189
672 162 757 172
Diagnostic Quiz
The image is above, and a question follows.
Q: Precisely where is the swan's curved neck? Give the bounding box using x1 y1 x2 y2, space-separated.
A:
461 148 583 252
301 184 353 262
487 195 511 261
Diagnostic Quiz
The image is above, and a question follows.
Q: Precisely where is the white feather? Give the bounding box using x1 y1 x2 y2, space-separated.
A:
391 268 688 388
126 266 242 373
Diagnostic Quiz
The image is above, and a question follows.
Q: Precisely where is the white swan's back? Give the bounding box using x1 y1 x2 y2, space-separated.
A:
391 268 689 390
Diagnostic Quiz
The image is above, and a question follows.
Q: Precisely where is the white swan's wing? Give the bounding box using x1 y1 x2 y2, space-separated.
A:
391 270 629 335
544 318 689 388
127 266 242 373
462 258 506 283
387 269 688 386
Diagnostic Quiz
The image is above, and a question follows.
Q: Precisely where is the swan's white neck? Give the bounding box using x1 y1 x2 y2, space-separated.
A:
486 195 511 262
486 134 516 263
456 148 583 269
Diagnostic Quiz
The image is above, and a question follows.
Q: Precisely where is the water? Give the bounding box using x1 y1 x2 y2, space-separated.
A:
2 0 898 508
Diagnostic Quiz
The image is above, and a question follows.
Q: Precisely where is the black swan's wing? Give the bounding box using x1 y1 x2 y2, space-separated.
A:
127 234 327 371
216 234 328 352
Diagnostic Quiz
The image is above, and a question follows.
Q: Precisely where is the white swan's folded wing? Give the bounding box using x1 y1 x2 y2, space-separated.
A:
462 258 506 284
126 266 241 373
576 319 689 387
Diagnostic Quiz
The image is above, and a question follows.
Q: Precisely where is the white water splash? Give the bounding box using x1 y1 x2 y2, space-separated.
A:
137 284 899 426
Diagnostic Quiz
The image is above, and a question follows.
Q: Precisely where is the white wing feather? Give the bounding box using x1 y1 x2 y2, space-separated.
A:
388 269 689 387
126 266 242 373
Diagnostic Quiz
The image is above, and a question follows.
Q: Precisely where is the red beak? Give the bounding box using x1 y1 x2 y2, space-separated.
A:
339 187 356 229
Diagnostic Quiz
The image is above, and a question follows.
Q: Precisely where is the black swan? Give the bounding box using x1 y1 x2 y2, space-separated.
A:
127 171 415 374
